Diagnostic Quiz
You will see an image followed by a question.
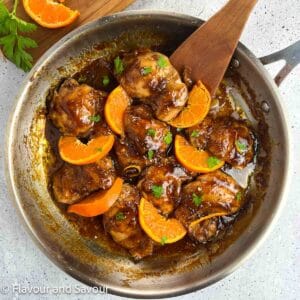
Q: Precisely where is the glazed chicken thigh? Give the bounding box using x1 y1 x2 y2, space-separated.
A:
139 158 193 216
103 184 154 260
124 104 172 158
175 171 241 243
120 51 188 122
49 78 107 137
52 157 116 204
187 117 255 168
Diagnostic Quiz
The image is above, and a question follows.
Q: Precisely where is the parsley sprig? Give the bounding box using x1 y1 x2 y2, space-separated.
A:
0 0 37 71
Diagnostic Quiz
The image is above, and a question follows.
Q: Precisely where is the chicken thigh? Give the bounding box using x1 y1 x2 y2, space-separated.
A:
49 78 107 137
175 171 242 243
120 50 188 121
52 157 116 204
103 184 154 260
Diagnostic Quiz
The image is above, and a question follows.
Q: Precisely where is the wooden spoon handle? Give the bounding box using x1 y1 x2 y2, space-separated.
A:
170 0 258 96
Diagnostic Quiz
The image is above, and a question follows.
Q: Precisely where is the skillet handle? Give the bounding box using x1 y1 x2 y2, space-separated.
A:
259 40 300 86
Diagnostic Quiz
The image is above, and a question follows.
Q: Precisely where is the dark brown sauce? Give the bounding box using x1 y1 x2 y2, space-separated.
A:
44 53 270 262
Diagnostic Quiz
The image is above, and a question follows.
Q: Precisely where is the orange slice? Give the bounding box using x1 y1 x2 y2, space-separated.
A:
23 0 80 29
168 80 211 128
58 135 114 165
189 212 228 231
104 86 131 135
139 197 186 244
68 177 123 217
175 135 224 173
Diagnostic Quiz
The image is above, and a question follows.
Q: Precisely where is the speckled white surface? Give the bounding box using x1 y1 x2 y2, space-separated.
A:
0 0 299 299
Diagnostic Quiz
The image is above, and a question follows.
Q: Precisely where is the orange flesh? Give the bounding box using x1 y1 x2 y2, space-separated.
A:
68 178 123 217
23 0 80 28
104 86 131 135
175 135 224 173
139 197 186 244
58 135 114 165
168 80 211 128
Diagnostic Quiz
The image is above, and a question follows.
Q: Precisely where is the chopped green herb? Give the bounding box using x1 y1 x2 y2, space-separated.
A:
115 212 126 221
102 75 110 86
176 128 183 132
192 193 202 206
77 75 87 83
114 56 124 74
235 139 247 153
191 130 200 138
89 115 101 122
151 185 163 198
160 236 168 245
147 128 156 137
96 147 103 152
141 66 152 76
157 55 168 68
236 191 242 202
207 156 221 168
147 149 155 160
163 131 173 145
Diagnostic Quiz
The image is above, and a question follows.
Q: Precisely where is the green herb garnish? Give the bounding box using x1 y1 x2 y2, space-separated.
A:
207 156 221 168
77 75 87 83
147 128 156 137
115 212 126 221
151 185 163 198
157 55 168 68
191 130 200 138
102 75 110 86
163 131 173 145
235 139 247 153
176 128 183 132
96 147 103 152
147 149 155 160
0 0 37 71
141 66 152 76
114 56 124 74
89 115 101 122
192 193 202 206
160 236 168 245
236 191 242 202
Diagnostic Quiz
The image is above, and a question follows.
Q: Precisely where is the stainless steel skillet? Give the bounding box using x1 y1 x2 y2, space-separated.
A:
5 11 299 298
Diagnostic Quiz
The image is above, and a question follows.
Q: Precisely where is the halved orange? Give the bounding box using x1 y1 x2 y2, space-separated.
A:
175 135 224 173
104 86 131 135
23 0 80 29
58 135 114 165
68 177 123 217
139 197 186 244
168 80 211 128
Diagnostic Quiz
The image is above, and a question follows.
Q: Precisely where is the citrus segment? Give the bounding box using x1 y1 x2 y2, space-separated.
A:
174 135 224 173
23 0 80 29
139 197 186 244
68 177 123 217
168 80 211 128
58 135 114 165
104 85 131 135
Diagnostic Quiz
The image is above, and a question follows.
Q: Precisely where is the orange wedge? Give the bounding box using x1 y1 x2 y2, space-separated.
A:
175 135 224 173
139 197 186 244
68 178 123 217
58 135 114 165
168 80 211 128
23 0 80 29
104 86 131 135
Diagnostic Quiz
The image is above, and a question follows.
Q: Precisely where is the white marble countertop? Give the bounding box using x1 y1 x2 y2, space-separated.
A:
0 0 299 299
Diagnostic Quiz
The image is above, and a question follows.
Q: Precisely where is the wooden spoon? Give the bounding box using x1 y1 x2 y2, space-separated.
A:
170 0 258 96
